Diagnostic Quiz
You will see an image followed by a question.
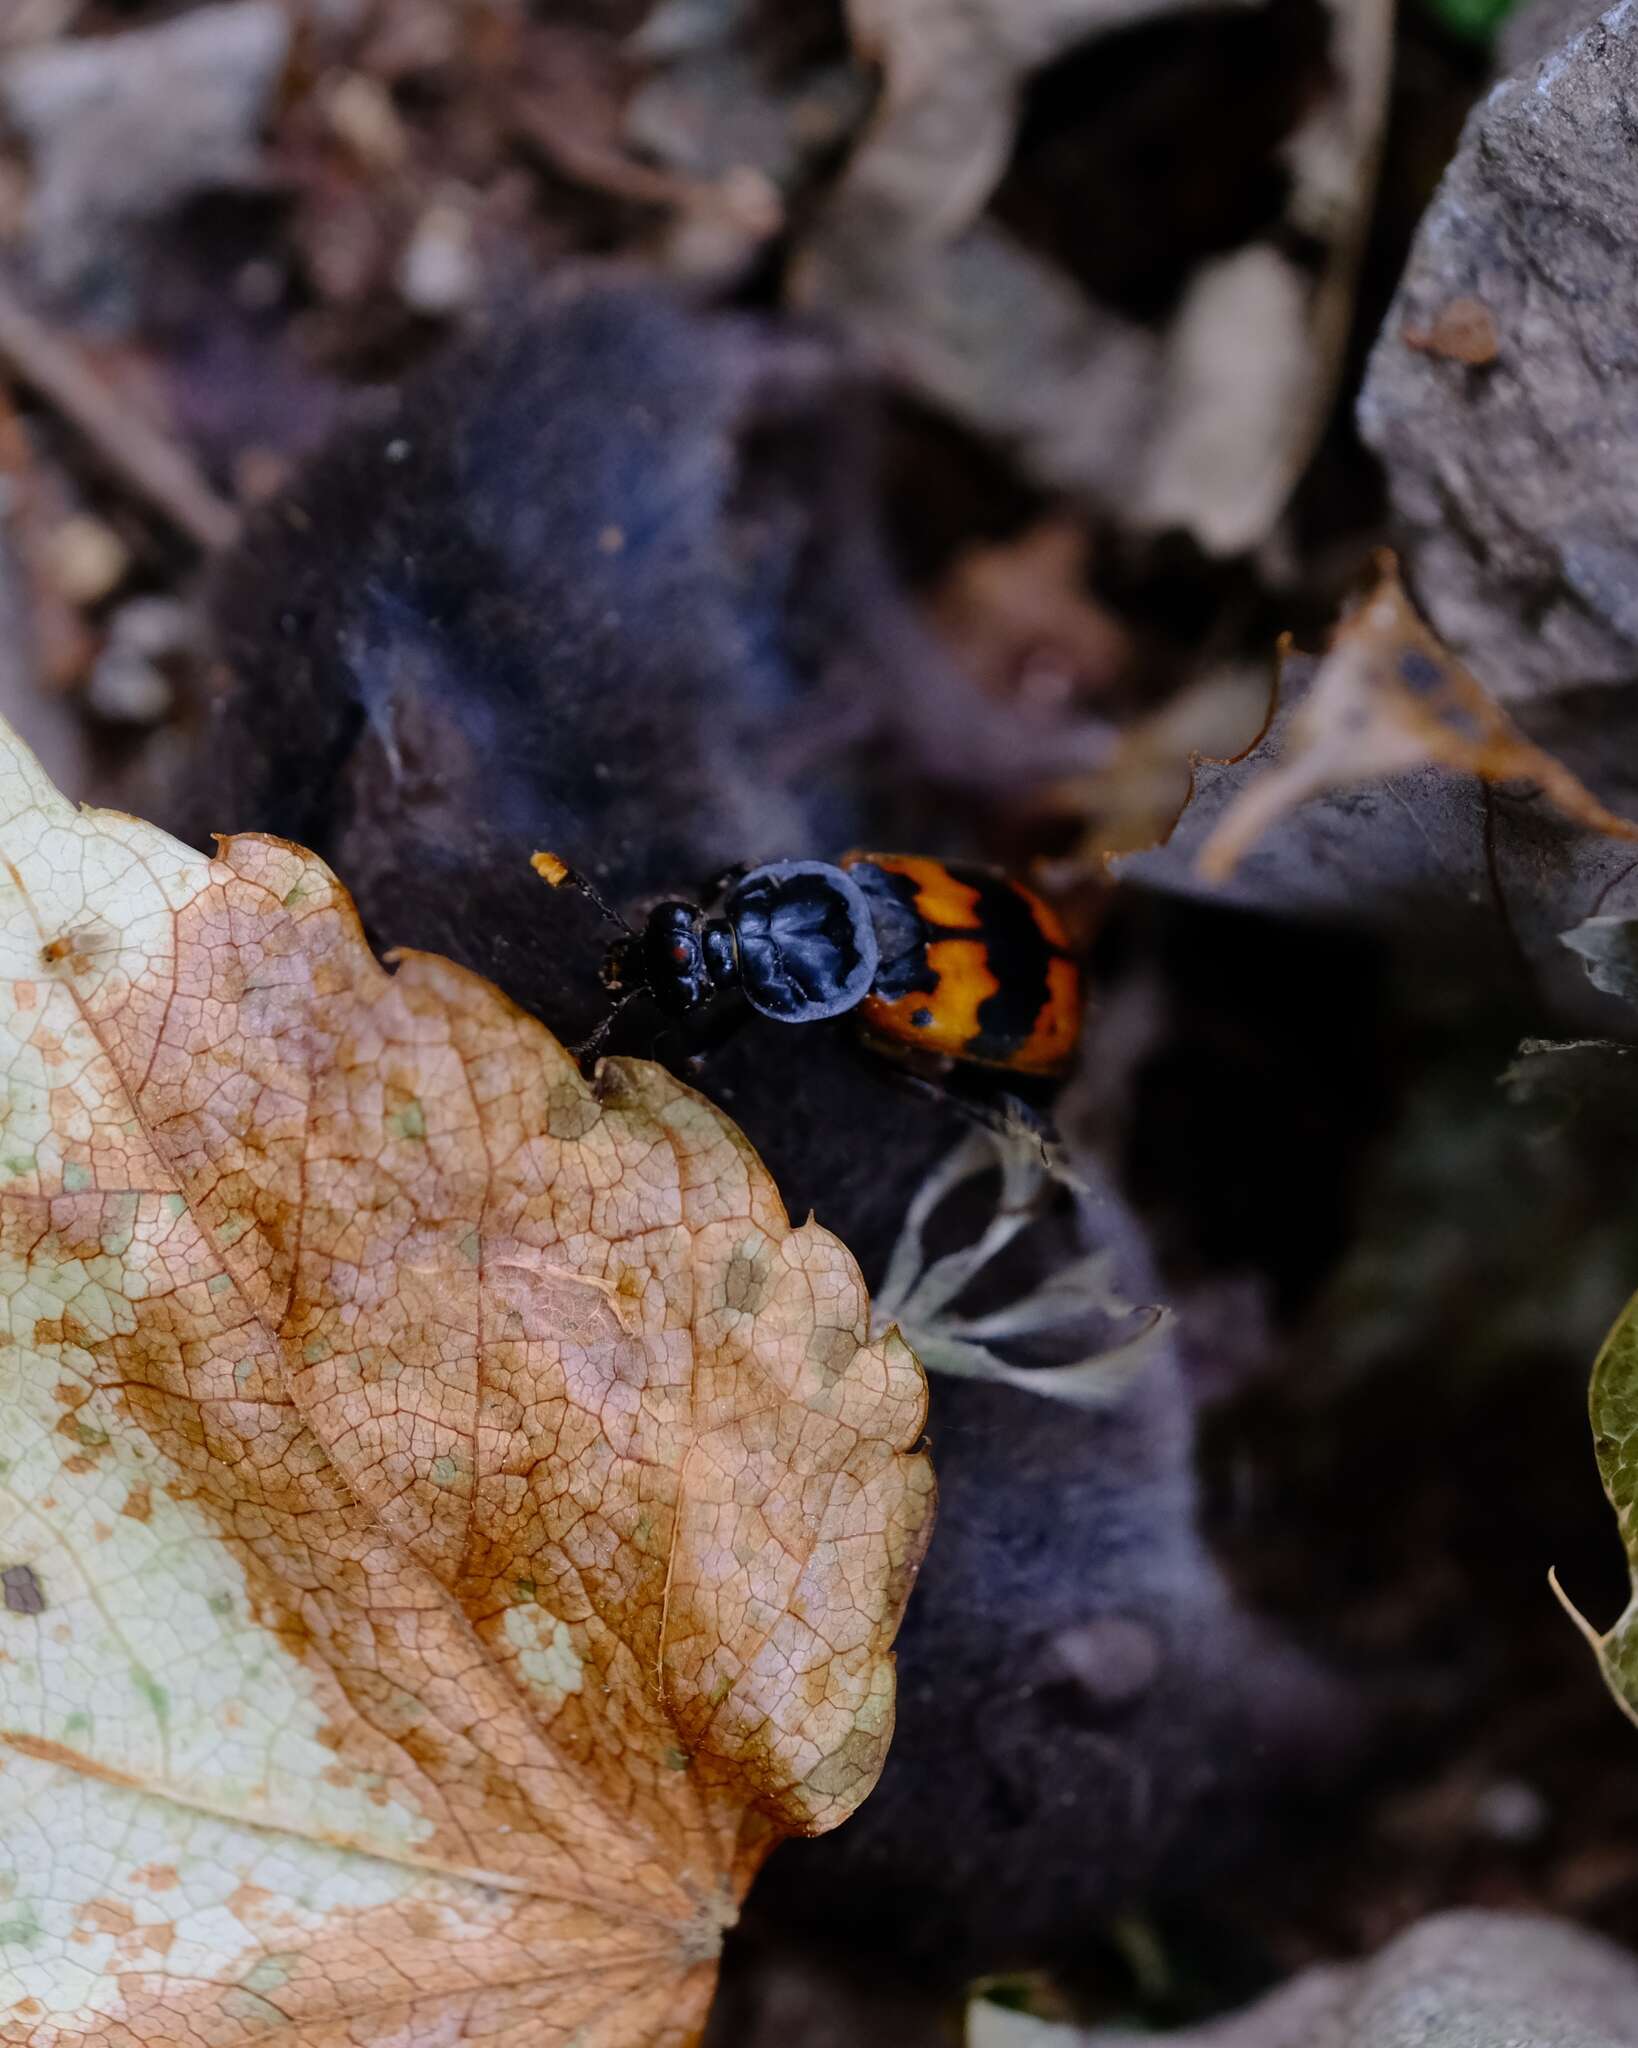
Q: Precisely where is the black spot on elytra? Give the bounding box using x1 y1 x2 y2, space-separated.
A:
965 871 1057 1063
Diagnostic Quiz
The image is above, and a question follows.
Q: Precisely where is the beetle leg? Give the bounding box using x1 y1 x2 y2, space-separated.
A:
569 987 643 1074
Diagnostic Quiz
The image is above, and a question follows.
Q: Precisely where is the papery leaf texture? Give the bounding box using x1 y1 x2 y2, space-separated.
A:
0 718 933 2045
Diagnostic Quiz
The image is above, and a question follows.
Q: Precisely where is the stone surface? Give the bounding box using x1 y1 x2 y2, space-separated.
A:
1358 1 1638 702
980 1912 1638 2046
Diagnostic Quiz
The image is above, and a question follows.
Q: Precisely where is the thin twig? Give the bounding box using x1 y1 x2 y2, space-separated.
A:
508 95 781 236
0 274 240 554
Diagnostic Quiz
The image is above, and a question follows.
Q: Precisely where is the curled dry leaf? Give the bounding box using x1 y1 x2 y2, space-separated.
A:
871 1130 1172 1410
1186 555 1638 883
1113 555 1638 1033
1049 660 1274 868
0 720 933 2044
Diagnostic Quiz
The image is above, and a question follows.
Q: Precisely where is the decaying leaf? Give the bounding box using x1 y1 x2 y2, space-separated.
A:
1049 660 1273 866
1189 555 1638 884
871 1130 1171 1409
0 719 933 2043
1116 557 1638 1032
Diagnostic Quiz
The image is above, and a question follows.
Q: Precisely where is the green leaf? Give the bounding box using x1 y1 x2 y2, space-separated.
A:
1419 0 1521 40
1564 1286 1638 1718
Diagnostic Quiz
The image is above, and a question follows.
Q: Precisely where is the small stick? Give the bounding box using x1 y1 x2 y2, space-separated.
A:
508 95 778 234
0 274 240 554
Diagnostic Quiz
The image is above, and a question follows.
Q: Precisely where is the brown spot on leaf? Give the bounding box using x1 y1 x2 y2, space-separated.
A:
2 1564 45 1615
79 1899 136 1937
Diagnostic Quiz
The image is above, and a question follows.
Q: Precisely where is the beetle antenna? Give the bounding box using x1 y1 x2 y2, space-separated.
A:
570 987 643 1072
531 851 634 935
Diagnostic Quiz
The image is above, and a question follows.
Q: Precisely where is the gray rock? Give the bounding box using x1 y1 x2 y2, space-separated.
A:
1033 1912 1638 2047
0 1 289 320
1497 0 1607 71
1358 2 1638 703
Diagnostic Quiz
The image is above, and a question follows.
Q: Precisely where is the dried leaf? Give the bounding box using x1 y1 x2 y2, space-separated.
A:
1141 0 1394 552
0 720 932 2043
1117 558 1638 1031
1050 660 1273 865
1192 556 1638 884
871 1130 1171 1409
1142 0 1396 570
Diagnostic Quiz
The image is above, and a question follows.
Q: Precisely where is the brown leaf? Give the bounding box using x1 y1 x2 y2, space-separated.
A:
1189 554 1638 883
1114 557 1638 1032
0 723 932 2043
